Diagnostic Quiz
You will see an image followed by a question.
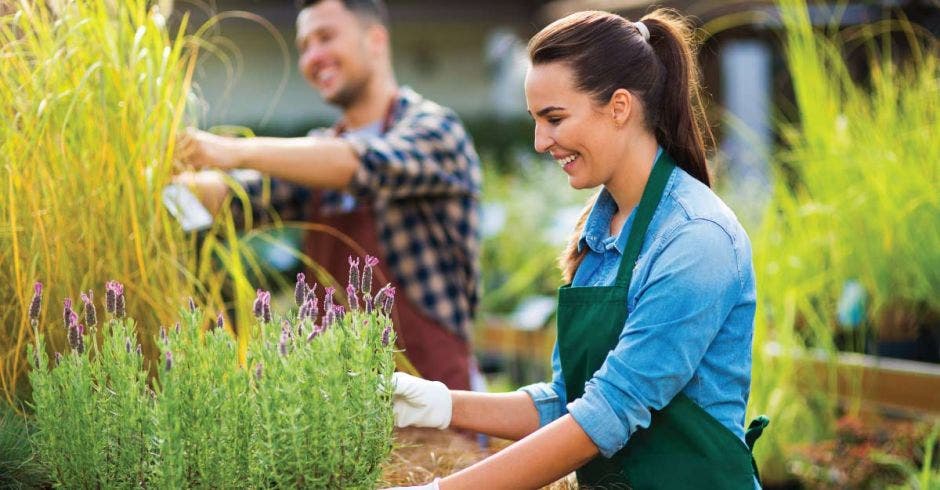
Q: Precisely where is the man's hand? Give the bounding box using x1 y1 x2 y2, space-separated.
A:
392 372 452 430
176 128 243 171
171 171 230 216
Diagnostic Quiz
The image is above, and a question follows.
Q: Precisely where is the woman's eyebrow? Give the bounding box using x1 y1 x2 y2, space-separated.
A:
536 106 565 117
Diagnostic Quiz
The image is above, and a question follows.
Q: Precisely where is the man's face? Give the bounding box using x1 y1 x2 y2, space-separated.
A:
296 0 376 108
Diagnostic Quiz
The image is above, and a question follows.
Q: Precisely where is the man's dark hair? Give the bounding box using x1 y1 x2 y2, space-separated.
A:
295 0 389 27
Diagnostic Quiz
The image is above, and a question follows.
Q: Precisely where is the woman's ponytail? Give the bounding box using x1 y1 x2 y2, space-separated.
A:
641 9 713 186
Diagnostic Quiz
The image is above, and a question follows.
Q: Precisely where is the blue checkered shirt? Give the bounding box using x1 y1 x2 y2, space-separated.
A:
237 87 481 339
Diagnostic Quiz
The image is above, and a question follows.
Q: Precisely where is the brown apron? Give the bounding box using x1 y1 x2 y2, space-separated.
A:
300 100 472 390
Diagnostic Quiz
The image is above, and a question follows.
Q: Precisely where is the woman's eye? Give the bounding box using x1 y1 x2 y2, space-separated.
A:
548 118 561 125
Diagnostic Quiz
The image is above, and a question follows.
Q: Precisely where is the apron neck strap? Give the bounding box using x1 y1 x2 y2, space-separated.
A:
614 152 676 287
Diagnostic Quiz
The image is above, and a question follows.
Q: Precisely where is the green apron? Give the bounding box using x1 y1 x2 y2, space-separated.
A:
556 152 768 489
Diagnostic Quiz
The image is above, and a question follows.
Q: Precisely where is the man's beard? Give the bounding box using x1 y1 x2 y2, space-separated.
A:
325 73 371 110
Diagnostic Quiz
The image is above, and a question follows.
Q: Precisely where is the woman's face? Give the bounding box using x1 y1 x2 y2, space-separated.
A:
525 62 623 190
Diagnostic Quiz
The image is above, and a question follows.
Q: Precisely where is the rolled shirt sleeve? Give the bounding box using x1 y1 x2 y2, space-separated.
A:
518 342 568 428
344 109 479 201
566 219 745 458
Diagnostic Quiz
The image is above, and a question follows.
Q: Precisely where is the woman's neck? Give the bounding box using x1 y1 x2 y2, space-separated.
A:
606 133 660 236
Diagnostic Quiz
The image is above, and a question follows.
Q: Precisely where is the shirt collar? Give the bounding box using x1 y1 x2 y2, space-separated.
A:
577 146 664 255
331 86 417 136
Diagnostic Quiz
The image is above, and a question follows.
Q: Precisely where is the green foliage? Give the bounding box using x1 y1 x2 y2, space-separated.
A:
0 403 49 489
27 274 395 488
748 0 940 481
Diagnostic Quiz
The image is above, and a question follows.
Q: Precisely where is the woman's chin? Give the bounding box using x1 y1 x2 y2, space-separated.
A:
567 175 594 190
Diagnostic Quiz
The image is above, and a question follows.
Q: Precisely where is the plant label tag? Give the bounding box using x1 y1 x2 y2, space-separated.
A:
162 184 213 232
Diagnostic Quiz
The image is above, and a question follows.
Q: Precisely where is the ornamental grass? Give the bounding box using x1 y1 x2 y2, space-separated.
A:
0 0 278 403
748 0 940 481
28 256 396 488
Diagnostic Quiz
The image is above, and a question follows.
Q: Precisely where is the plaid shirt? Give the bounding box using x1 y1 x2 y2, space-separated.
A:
238 87 481 338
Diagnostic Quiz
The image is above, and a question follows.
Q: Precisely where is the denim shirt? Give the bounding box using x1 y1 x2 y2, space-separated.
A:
519 160 757 461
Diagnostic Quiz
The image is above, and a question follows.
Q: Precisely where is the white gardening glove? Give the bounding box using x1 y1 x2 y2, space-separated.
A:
383 478 441 490
392 372 452 429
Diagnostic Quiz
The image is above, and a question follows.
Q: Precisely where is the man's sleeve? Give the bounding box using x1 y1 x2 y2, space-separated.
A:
343 110 479 200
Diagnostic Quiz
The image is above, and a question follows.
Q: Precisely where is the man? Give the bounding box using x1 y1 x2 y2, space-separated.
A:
177 0 481 390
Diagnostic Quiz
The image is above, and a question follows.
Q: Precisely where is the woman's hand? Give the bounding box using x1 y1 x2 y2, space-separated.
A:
392 372 452 429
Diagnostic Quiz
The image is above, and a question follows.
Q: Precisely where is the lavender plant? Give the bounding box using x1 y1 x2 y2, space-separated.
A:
27 255 396 488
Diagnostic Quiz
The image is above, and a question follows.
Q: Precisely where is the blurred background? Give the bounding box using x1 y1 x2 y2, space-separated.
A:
170 2 940 486
1 0 937 487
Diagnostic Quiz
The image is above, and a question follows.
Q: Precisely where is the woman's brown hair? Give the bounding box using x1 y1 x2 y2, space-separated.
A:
528 9 714 283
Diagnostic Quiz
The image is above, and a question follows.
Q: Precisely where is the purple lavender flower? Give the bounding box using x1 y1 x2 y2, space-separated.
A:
215 313 224 332
373 284 387 302
381 324 392 347
54 352 62 366
159 326 168 344
294 272 307 307
262 300 272 324
63 298 73 328
324 286 335 314
300 296 319 323
333 305 345 322
304 283 317 302
67 321 84 354
105 281 118 315
364 295 373 314
382 286 396 315
80 290 96 327
187 296 197 313
254 362 263 381
278 328 290 357
256 290 271 323
252 290 273 323
252 289 265 319
136 344 142 356
361 255 379 296
125 337 132 354
113 282 126 319
28 282 42 324
164 351 173 371
323 308 335 330
346 284 360 311
174 322 181 335
348 256 360 290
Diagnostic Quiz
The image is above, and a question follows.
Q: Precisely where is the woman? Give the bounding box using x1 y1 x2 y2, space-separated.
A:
388 9 767 490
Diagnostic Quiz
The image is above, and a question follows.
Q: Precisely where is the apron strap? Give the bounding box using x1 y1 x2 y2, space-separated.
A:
745 415 770 486
614 152 676 288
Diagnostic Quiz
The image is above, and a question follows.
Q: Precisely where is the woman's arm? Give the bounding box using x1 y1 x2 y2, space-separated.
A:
442 414 598 490
449 391 541 441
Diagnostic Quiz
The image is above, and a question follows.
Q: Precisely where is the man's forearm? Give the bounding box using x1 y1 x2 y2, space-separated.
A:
441 414 598 490
238 136 360 190
449 391 540 440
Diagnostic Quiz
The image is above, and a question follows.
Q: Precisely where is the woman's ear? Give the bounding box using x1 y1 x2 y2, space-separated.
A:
610 88 634 126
